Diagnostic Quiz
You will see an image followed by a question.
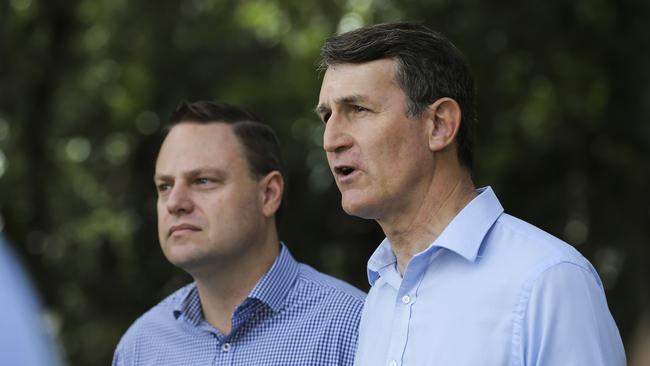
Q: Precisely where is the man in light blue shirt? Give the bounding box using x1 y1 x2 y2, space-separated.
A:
113 101 364 365
316 22 625 365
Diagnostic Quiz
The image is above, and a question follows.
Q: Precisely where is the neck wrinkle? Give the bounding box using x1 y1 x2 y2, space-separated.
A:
380 166 475 276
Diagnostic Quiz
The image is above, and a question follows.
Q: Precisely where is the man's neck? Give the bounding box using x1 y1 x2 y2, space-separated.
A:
378 165 476 276
192 230 280 335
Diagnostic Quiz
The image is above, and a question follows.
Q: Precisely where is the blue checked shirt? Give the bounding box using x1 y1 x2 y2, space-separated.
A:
113 243 365 365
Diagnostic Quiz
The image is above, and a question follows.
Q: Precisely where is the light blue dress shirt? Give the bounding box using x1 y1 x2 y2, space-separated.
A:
113 243 365 365
0 235 62 366
354 187 625 366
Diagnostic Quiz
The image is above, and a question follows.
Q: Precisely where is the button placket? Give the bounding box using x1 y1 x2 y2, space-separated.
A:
384 291 417 366
384 252 431 366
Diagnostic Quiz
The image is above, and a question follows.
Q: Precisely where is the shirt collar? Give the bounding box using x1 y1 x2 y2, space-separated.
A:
367 237 397 286
367 186 504 285
247 242 300 312
173 242 300 323
173 284 202 326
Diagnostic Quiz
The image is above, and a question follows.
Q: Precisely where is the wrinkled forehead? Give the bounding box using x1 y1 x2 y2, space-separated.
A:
317 60 407 119
319 60 399 98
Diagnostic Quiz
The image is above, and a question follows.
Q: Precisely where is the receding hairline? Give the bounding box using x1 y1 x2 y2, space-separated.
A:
163 118 243 133
156 120 246 165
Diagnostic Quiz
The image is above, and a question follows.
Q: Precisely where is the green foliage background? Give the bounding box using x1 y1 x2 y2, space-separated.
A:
1 0 648 364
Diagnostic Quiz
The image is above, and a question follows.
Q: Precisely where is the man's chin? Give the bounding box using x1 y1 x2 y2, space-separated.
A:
162 245 247 277
341 197 378 220
162 243 203 268
167 255 216 278
164 252 200 270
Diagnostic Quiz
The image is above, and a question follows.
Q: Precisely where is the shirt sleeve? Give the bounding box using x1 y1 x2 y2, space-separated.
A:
0 237 63 366
112 348 120 366
112 341 126 366
521 262 626 366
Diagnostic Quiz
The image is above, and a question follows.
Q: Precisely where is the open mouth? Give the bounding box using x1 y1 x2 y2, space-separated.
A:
335 166 356 177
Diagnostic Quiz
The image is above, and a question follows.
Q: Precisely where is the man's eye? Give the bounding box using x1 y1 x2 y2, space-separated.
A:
321 112 331 124
195 177 212 185
157 183 171 192
352 105 369 113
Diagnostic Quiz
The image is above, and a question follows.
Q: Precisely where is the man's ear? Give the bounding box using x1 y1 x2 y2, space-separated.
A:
425 97 462 152
259 171 284 218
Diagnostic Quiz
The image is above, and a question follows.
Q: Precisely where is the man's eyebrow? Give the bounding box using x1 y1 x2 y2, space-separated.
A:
183 168 226 179
314 94 369 116
336 94 368 105
153 173 172 182
153 168 226 182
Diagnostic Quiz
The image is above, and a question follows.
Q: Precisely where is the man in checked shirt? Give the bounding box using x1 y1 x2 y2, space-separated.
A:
113 101 364 365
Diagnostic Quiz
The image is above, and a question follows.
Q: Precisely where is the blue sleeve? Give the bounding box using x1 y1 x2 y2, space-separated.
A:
0 236 62 366
521 262 626 365
112 332 131 366
112 346 123 366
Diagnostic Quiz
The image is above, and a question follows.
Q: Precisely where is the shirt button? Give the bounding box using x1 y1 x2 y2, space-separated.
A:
389 360 398 366
401 295 411 304
221 342 232 352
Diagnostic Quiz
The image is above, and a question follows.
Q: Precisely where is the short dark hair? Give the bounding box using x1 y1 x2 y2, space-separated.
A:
165 100 287 219
320 22 476 169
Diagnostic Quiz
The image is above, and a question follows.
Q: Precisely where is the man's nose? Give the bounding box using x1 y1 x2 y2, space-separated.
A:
323 115 353 153
166 184 194 214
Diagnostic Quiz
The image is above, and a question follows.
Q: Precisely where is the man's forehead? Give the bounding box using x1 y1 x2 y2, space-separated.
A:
165 121 233 138
320 60 398 96
155 123 244 172
160 122 239 151
323 59 398 82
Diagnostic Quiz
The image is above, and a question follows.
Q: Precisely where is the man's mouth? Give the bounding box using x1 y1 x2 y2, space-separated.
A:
335 165 356 177
168 224 200 237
